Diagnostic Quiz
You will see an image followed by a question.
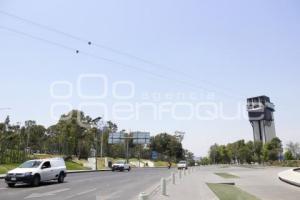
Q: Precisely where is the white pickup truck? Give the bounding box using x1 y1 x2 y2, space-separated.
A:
177 160 188 170
5 158 67 187
112 160 131 172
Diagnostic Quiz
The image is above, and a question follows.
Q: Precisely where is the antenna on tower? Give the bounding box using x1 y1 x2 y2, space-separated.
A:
174 131 185 143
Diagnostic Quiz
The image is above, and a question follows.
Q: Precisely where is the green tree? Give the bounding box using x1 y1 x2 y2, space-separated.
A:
286 142 300 160
263 137 283 161
284 150 294 160
253 141 263 163
199 157 210 165
150 133 184 161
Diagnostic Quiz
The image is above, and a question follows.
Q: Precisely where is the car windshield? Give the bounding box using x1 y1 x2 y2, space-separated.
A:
19 160 42 168
115 160 125 164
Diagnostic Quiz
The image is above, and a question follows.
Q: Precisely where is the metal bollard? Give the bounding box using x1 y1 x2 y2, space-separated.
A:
183 169 186 176
172 172 176 185
161 178 167 196
139 192 149 200
179 170 182 179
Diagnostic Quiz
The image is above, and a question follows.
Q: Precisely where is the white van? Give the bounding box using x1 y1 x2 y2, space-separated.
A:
177 160 188 170
5 158 67 187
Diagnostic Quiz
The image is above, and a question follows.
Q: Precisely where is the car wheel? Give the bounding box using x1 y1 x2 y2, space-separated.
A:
7 183 15 188
32 175 40 187
128 167 131 171
58 172 65 183
112 168 115 172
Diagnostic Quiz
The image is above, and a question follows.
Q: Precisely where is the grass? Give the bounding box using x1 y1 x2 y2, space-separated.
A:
207 183 260 200
215 172 239 179
0 161 89 174
154 161 171 167
0 163 20 174
65 161 88 170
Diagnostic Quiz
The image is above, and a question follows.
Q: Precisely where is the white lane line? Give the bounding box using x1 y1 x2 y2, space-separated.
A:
0 187 7 190
96 190 122 200
63 188 97 200
24 188 70 199
77 188 97 195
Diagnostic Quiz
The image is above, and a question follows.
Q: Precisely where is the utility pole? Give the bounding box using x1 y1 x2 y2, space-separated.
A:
100 125 104 158
126 138 129 163
92 117 102 171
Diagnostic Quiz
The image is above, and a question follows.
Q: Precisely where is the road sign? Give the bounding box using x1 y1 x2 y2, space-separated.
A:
132 131 150 144
108 132 125 144
151 151 158 160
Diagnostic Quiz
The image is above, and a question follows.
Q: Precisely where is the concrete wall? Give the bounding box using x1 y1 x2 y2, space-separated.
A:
252 120 276 143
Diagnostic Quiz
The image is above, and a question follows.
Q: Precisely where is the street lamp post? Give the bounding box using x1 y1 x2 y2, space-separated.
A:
92 117 101 171
100 127 104 158
91 117 107 170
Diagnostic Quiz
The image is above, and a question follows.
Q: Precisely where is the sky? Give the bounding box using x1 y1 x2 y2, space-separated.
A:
0 0 299 156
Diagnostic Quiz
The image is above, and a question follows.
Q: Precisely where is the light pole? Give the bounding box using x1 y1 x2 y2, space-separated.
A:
91 117 107 170
100 125 105 158
91 117 101 170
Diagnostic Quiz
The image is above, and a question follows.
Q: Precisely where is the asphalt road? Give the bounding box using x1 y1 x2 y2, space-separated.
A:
0 168 173 200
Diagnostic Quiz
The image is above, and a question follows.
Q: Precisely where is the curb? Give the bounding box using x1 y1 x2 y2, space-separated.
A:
279 176 300 187
67 169 112 174
278 168 300 187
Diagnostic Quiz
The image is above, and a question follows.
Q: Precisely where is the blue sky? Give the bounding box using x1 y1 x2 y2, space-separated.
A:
0 0 299 156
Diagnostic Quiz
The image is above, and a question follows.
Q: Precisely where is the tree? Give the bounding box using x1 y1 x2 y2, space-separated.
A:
209 144 221 164
50 110 93 158
150 133 184 161
284 150 294 160
263 137 283 161
253 141 263 163
0 110 190 164
184 150 195 166
199 157 210 165
286 142 300 160
206 138 283 165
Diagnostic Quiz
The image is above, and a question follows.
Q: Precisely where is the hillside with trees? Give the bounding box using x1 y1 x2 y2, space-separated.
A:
0 110 190 165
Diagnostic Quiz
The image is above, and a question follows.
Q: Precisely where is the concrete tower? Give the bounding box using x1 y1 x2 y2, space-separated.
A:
247 96 276 144
174 131 185 143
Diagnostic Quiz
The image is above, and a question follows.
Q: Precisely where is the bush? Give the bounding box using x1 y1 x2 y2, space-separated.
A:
266 160 300 167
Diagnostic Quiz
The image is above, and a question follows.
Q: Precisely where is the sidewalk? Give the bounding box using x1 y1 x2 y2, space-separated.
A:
150 167 221 200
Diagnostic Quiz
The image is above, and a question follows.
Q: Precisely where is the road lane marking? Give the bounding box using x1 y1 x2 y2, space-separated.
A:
62 188 97 200
0 187 7 190
77 188 97 195
96 190 122 200
24 188 70 199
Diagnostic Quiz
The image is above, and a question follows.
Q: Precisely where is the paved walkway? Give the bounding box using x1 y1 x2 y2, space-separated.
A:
147 166 300 200
151 167 220 200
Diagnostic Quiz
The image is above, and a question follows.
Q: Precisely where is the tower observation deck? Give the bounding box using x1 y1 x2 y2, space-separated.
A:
247 96 276 144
